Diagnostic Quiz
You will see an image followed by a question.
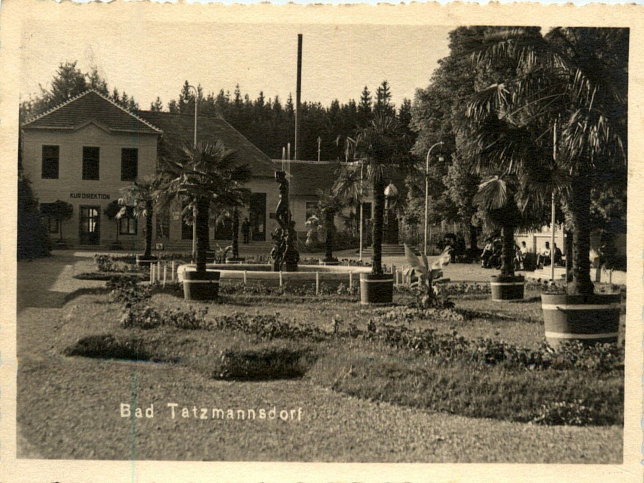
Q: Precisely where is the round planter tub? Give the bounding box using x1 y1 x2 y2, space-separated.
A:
182 270 220 301
360 273 394 305
541 293 621 349
490 275 525 301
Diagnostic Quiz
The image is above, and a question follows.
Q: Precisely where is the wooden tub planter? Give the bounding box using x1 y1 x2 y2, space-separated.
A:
360 273 393 305
490 274 525 301
541 293 621 349
182 269 221 301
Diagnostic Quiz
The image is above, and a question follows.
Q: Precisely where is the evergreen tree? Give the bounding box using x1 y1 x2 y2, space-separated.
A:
358 86 372 126
374 80 394 116
150 97 164 112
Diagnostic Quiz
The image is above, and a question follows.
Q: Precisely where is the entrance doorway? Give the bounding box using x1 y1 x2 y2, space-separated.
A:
249 193 266 241
79 206 100 245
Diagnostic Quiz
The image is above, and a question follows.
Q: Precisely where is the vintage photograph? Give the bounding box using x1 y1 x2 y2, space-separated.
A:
5 1 637 479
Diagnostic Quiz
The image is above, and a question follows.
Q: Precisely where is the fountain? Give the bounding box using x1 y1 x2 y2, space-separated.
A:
177 169 370 289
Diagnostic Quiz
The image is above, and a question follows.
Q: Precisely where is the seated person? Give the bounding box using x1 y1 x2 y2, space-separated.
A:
536 241 551 268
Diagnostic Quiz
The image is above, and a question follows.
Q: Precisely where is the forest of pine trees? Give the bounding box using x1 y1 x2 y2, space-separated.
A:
157 80 415 161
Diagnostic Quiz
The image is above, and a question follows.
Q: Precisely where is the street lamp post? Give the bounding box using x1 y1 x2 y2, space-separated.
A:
424 141 443 257
186 85 199 263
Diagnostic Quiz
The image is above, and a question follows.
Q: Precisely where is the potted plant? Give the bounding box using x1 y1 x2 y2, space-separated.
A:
158 140 250 300
403 244 452 308
469 27 627 346
345 113 413 304
473 175 524 301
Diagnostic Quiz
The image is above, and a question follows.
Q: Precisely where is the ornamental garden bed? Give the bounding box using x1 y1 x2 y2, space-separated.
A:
18 280 624 462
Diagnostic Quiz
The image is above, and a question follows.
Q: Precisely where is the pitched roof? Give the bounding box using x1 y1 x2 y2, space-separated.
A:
22 90 162 134
272 159 408 197
139 111 275 178
272 160 340 195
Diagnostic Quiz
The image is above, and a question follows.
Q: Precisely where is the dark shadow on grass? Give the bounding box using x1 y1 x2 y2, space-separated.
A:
63 287 111 304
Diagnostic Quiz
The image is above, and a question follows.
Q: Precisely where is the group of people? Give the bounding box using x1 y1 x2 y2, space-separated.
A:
481 238 563 271
534 241 563 268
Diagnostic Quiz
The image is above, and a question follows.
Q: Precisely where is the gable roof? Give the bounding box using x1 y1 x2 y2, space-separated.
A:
139 111 275 178
22 90 162 134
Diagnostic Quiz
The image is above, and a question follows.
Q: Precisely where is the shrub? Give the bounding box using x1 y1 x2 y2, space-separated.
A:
531 400 597 426
213 344 314 380
63 334 149 360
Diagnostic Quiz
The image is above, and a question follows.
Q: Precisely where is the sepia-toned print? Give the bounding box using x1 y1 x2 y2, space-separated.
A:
3 2 640 481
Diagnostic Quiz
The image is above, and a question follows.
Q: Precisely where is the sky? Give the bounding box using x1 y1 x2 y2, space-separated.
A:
20 19 452 110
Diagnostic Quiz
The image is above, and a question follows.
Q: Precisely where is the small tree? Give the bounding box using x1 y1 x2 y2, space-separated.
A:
346 113 413 275
104 200 124 244
40 200 73 242
120 176 161 259
473 176 522 277
316 189 344 262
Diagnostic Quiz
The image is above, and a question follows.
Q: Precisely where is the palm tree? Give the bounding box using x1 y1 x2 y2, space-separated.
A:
316 188 344 262
465 27 627 296
332 161 365 237
347 113 413 275
157 141 250 273
473 176 521 277
120 175 162 259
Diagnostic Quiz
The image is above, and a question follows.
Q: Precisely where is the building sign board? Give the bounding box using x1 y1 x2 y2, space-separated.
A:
70 193 111 200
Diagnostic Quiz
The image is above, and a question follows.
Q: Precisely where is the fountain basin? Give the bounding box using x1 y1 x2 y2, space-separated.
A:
177 263 371 286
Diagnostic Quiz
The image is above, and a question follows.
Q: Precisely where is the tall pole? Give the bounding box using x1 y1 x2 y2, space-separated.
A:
424 141 443 256
551 122 557 281
295 34 303 161
187 85 199 263
359 160 364 261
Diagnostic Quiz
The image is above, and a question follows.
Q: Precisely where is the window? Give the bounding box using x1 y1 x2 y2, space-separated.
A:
119 216 137 235
121 148 138 181
156 213 170 239
41 145 59 179
82 146 100 180
44 216 59 234
305 201 318 223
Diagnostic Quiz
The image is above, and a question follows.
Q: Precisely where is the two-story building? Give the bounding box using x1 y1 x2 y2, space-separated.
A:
21 90 285 250
21 89 385 252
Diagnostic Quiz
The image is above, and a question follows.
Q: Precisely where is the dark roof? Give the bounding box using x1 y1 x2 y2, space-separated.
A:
139 111 275 178
273 160 340 195
272 160 407 197
23 90 161 134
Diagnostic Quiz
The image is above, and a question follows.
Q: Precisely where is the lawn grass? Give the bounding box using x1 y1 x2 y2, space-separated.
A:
17 284 625 462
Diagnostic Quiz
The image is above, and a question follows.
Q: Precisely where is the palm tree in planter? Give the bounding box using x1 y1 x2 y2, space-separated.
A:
120 176 162 266
346 113 414 304
473 175 525 300
315 188 344 265
468 27 627 346
158 140 251 300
